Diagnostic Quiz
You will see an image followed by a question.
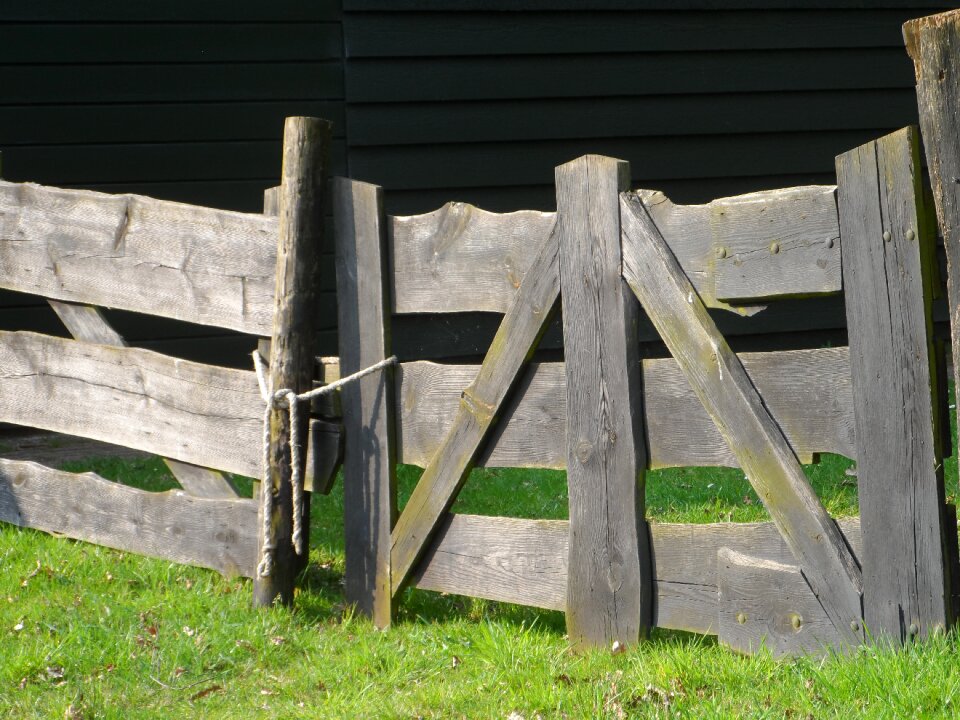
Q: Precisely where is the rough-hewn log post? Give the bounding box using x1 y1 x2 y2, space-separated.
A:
556 155 652 649
253 117 331 607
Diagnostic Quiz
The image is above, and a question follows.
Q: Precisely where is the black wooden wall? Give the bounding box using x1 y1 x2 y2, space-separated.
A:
1 0 956 363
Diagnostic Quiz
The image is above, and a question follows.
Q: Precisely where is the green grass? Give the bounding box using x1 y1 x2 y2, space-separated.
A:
2 420 960 717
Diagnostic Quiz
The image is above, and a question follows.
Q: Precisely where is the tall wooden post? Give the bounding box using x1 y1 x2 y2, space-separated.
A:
253 117 331 608
837 127 950 641
556 155 652 649
334 178 397 628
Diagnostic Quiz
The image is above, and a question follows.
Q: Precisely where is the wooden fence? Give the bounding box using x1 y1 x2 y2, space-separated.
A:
335 125 959 655
0 117 340 606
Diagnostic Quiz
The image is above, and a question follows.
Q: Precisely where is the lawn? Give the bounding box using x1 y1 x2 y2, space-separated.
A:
2 435 960 717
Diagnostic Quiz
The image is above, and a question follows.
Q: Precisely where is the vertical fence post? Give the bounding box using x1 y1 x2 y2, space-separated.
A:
253 117 331 608
334 178 397 628
556 155 652 649
837 127 950 642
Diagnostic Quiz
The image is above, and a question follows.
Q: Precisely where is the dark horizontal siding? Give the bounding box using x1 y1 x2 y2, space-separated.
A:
345 1 954 10
0 1 345 361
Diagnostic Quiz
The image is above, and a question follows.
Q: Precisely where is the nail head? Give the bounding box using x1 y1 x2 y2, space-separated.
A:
883 230 892 242
716 247 727 259
737 612 747 625
825 238 835 249
909 623 919 637
850 620 860 633
791 615 802 630
770 241 781 255
906 229 916 241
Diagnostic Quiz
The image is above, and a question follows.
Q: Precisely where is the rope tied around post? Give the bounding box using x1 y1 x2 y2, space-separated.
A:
252 350 397 578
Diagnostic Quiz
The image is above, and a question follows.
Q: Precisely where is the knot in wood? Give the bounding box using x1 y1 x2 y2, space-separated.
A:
575 439 594 464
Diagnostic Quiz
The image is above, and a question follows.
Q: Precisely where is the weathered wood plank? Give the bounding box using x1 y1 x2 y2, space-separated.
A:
388 218 560 598
0 458 257 578
0 180 278 335
396 347 855 470
389 203 556 314
556 154 651 649
50 298 242 500
335 178 398 627
712 186 841 302
254 117 330 607
0 330 263 477
717 549 846 657
836 127 949 642
304 419 341 495
620 191 863 644
409 513 863 637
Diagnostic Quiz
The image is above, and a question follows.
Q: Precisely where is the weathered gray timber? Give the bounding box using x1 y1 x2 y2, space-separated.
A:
717 549 845 657
620 191 863 645
408 513 863 639
0 458 257 578
388 219 560 598
50 298 242 500
304 419 341 495
254 117 330 608
335 178 397 627
0 330 263 477
396 347 855 470
637 185 840 311
836 127 949 642
556 155 650 649
0 181 278 335
389 203 557 314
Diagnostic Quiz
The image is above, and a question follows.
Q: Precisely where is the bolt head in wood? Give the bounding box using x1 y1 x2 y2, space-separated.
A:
770 241 781 255
909 623 919 637
850 620 860 633
906 229 916 241
737 612 747 625
790 614 802 631
883 230 892 242
824 238 835 249
716 247 727 259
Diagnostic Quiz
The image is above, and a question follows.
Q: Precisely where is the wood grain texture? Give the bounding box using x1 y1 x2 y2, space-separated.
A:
0 331 264 476
718 549 846 657
620 191 863 645
335 178 398 627
388 203 556 314
905 12 960 460
0 180 278 335
556 155 650 649
712 186 841 302
304 418 342 496
49 298 242 500
389 218 560 597
407 513 863 639
394 347 854 470
0 458 256 578
254 117 330 607
836 127 949 642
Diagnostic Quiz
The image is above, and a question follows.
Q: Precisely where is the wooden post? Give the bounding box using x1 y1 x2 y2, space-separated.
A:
253 117 331 608
837 127 950 642
556 155 652 649
334 178 397 627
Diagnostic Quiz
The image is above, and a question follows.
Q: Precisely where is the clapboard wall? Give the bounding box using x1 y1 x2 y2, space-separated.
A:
0 0 345 366
2 1 958 362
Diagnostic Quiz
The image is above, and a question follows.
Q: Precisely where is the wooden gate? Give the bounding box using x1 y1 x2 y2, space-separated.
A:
335 125 959 655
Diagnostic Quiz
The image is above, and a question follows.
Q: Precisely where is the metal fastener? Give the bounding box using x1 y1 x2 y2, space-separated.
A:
791 615 802 631
716 247 727 259
737 612 747 625
883 230 892 242
909 623 919 637
770 241 781 255
850 620 860 633
825 238 835 249
906 229 916 241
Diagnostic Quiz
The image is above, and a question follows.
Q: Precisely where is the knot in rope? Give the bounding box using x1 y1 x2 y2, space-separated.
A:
252 349 397 579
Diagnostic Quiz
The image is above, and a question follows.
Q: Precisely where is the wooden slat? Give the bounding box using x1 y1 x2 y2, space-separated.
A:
0 331 262 477
836 126 949 641
717 549 847 657
335 178 398 627
0 181 278 335
620 191 863 644
0 458 257 578
388 219 561 597
409 513 863 636
388 203 556 314
556 154 650 648
397 347 854 471
49 299 242 500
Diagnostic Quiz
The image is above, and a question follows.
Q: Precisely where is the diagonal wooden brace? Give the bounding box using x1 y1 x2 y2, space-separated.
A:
389 221 561 596
619 192 864 645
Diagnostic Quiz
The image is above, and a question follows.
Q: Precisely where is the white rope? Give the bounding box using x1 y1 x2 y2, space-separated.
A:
252 350 397 578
